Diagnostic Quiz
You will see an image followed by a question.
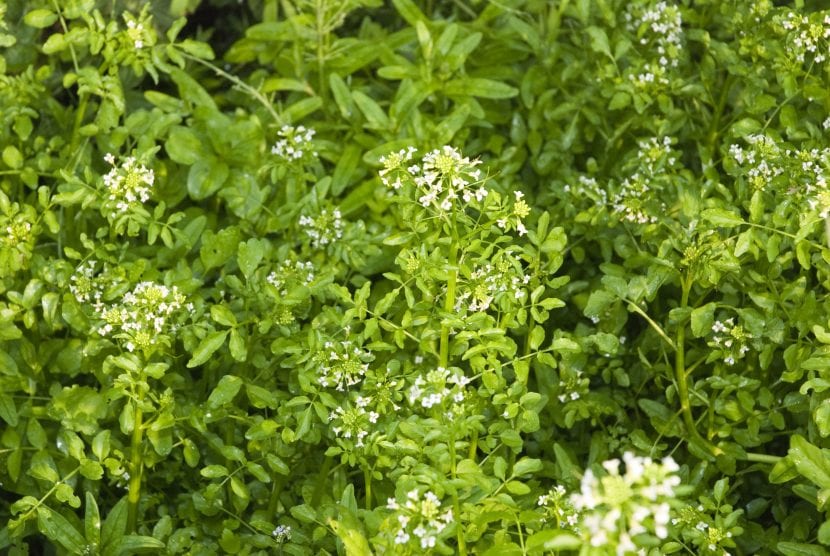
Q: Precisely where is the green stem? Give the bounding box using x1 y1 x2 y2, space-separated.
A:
744 452 781 464
18 466 81 524
468 429 478 461
178 52 283 125
69 93 89 158
448 431 467 555
315 4 327 105
364 466 372 511
311 456 333 506
675 276 723 458
440 242 459 368
628 301 677 351
127 397 145 533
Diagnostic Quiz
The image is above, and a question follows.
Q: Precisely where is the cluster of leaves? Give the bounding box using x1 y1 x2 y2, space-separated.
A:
3 0 830 555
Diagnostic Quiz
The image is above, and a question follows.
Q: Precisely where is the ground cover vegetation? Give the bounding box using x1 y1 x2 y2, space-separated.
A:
2 0 830 554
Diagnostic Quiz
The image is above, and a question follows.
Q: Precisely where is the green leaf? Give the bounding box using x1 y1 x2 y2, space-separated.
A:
512 457 542 477
638 399 681 437
789 435 830 489
585 26 612 59
329 73 355 119
229 329 248 362
391 0 427 27
210 304 237 327
201 464 229 478
702 208 744 228
332 144 361 195
166 127 206 165
352 91 390 129
434 103 470 145
177 40 215 61
283 97 323 121
114 535 167 555
328 518 373 555
529 326 545 350
2 146 23 169
526 530 582 551
101 498 128 552
42 33 67 54
818 520 830 545
0 394 18 426
290 504 317 523
207 375 243 408
691 302 715 338
170 68 217 110
85 492 101 547
24 8 58 28
777 542 827 556
187 159 228 200
186 330 229 368
444 78 518 99
584 290 615 318
37 506 85 553
246 384 279 409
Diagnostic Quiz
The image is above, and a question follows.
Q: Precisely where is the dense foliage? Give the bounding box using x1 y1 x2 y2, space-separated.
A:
3 0 830 554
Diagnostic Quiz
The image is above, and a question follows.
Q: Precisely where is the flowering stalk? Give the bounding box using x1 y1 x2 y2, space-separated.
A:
676 275 723 458
439 241 458 369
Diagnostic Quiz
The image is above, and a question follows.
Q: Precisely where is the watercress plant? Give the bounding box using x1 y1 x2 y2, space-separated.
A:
2 0 830 555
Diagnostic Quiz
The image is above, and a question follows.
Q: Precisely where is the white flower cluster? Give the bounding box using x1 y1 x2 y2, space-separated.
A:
558 369 588 404
612 174 657 224
125 18 147 50
69 260 104 307
610 136 676 225
266 259 315 296
329 395 380 448
407 366 471 418
625 1 683 87
496 190 532 236
271 124 317 161
710 318 750 366
298 207 343 249
386 489 454 549
727 134 783 191
379 146 487 212
271 524 291 543
778 11 830 64
96 281 189 353
563 175 608 206
454 251 530 313
316 340 372 391
672 505 735 556
102 153 154 213
2 215 32 250
637 136 676 172
729 134 830 216
570 452 681 555
538 485 580 529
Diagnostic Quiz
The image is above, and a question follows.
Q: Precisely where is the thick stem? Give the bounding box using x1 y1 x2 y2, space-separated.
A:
127 398 145 532
267 477 285 516
675 276 723 458
468 429 478 461
311 456 333 506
